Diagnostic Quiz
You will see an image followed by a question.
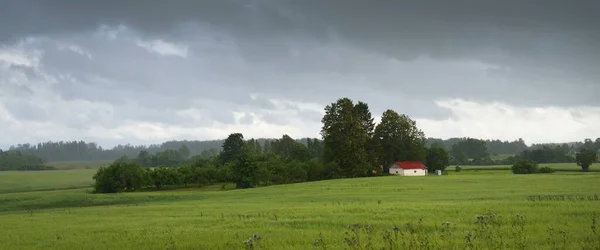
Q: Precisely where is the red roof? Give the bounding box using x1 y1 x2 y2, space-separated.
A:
394 161 427 170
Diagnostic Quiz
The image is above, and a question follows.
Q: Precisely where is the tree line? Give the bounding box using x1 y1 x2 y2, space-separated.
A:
0 150 54 171
92 97 598 193
93 97 453 192
7 136 596 164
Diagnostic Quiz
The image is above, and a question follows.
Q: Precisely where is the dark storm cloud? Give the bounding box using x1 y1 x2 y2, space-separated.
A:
1 0 599 127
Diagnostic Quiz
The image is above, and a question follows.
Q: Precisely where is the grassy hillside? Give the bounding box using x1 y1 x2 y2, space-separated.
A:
1 168 599 249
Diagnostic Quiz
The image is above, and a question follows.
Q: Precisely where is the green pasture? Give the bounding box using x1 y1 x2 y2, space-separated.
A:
1 167 599 249
0 169 96 194
45 160 112 170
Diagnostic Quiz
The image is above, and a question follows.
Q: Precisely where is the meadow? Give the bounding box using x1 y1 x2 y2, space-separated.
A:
0 162 599 249
45 160 112 170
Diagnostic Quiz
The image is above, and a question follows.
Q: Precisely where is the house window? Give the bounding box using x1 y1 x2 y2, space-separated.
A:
414 170 417 173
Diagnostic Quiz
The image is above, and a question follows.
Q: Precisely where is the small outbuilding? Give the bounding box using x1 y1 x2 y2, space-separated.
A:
389 161 428 176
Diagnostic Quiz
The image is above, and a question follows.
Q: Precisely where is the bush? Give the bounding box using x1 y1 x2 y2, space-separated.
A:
149 166 182 189
93 162 149 193
538 166 555 173
511 160 539 174
455 166 462 172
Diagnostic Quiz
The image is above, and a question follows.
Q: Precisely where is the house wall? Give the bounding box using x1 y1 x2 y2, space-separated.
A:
402 169 427 176
389 168 402 175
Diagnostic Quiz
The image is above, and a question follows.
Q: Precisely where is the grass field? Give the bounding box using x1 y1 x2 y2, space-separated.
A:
0 169 96 194
45 160 112 170
1 164 599 249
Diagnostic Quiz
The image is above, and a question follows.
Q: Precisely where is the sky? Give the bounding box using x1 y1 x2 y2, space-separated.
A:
1 0 599 149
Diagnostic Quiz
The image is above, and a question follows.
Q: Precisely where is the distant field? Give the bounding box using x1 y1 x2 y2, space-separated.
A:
450 162 590 172
1 168 599 249
45 160 112 170
0 169 96 194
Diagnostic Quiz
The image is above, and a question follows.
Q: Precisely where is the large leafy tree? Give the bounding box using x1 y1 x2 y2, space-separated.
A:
321 97 376 178
230 148 259 188
576 148 597 172
425 147 450 172
220 133 245 166
373 109 426 172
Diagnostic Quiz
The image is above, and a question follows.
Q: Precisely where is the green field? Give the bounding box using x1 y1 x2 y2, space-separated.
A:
0 169 96 194
452 162 594 172
46 160 112 170
1 164 599 249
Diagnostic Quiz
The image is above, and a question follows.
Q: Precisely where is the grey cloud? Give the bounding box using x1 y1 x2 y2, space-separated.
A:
238 113 256 125
1 0 599 146
3 100 48 121
261 112 289 126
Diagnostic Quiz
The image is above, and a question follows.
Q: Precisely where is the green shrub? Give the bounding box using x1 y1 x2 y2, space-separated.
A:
511 160 539 174
455 166 462 172
93 162 149 193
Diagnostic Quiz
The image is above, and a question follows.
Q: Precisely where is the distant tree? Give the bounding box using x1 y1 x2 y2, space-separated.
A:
373 109 426 172
576 148 597 172
178 144 191 159
450 145 469 165
425 147 449 172
220 133 245 166
199 149 217 159
270 135 312 162
155 149 184 167
306 138 324 159
0 150 48 171
244 138 262 155
135 150 152 167
518 145 573 164
450 138 491 164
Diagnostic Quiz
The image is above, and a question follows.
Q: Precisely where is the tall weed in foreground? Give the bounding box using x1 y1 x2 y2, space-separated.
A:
306 212 600 249
585 212 600 250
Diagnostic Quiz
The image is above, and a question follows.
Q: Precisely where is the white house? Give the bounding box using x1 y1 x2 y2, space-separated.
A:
389 161 428 176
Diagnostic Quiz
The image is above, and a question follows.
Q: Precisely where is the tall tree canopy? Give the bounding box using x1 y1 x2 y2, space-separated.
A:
321 98 376 177
373 109 426 171
220 133 245 165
